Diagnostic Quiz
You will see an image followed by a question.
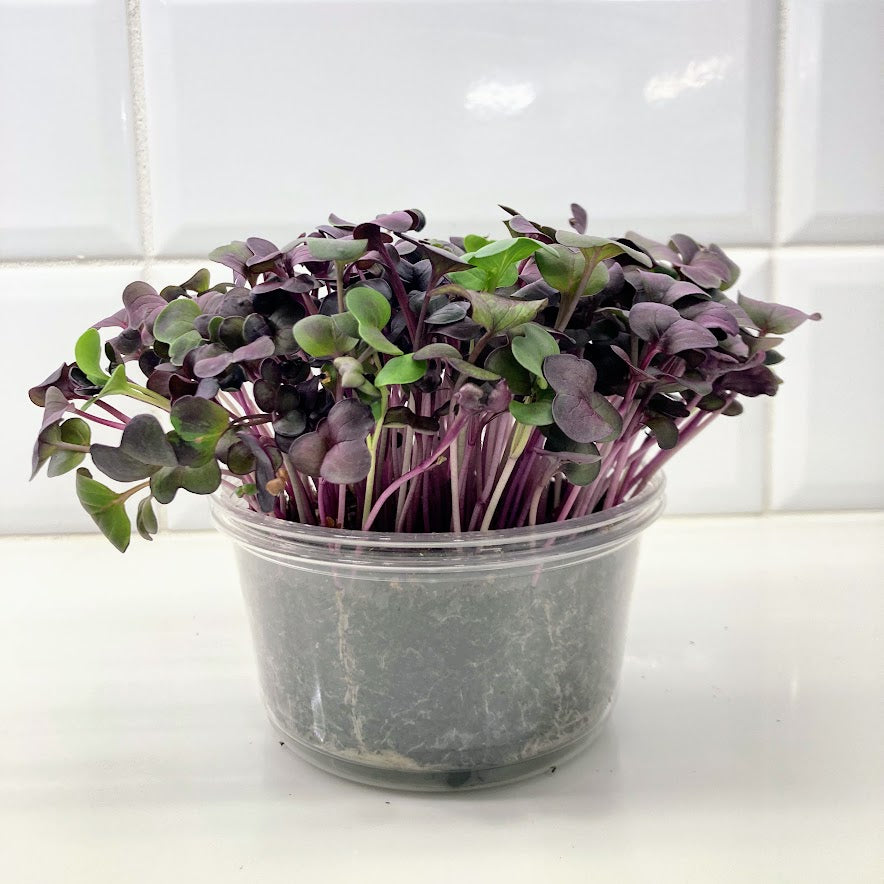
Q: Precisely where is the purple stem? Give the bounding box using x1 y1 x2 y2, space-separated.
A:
363 415 468 531
73 408 126 431
95 401 131 424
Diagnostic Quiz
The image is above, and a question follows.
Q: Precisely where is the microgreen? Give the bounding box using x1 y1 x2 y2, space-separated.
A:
28 205 819 548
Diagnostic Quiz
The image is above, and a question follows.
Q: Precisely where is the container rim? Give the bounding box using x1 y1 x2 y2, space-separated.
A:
210 472 665 554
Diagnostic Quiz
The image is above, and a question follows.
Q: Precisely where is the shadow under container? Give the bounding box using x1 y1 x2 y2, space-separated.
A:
211 474 665 791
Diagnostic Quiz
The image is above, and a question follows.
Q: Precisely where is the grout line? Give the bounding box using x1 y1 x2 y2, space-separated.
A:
771 0 790 251
0 257 146 270
761 0 792 516
125 0 156 264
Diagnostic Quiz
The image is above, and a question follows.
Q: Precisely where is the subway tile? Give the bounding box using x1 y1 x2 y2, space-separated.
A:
142 0 776 256
663 249 770 515
770 249 884 510
4 265 145 534
780 0 884 244
0 1 141 259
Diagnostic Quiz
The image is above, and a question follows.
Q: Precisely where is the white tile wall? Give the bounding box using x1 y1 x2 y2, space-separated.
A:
141 0 777 254
1 0 881 534
0 0 141 259
779 0 884 244
4 265 144 534
770 249 884 510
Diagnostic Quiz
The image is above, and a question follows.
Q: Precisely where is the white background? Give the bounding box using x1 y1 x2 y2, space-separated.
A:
2 0 882 533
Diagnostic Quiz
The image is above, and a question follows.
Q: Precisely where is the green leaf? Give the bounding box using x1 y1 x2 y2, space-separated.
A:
345 286 402 355
412 343 462 361
411 343 499 380
463 234 493 253
154 298 201 344
446 358 500 381
645 415 679 450
356 325 402 356
511 323 560 385
100 364 131 396
136 496 158 541
563 456 601 486
485 347 532 396
462 290 548 335
331 311 359 338
448 266 493 291
150 460 222 505
78 366 125 413
235 483 258 498
47 418 91 478
509 400 554 426
75 468 131 553
535 244 585 293
292 314 358 358
535 245 608 297
374 354 428 386
181 268 211 293
554 231 652 267
74 328 110 385
304 238 368 262
170 396 229 444
169 329 204 366
461 237 546 290
345 286 391 329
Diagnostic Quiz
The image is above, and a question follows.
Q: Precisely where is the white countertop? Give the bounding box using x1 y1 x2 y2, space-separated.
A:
2 514 881 883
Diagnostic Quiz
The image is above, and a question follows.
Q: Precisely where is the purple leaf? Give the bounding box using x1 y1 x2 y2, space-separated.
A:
374 211 418 233
122 281 167 329
544 354 620 443
543 353 597 395
680 302 740 336
737 293 821 335
628 302 680 342
328 212 355 228
93 307 128 329
40 387 73 430
569 203 588 234
324 398 376 443
209 241 253 277
508 215 541 235
287 432 327 477
657 319 718 354
245 237 278 257
552 392 621 444
193 336 275 378
624 231 680 265
715 364 780 397
320 439 372 484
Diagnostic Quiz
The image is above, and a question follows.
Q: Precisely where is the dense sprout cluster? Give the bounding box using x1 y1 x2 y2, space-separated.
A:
29 205 819 550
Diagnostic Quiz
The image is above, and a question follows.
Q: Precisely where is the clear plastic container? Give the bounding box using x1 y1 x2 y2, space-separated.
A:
211 474 665 791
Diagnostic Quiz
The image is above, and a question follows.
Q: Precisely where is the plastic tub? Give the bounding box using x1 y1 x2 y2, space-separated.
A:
211 474 665 790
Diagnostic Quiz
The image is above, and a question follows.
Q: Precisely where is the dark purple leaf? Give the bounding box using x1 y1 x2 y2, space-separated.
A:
286 432 327 476
680 302 740 336
715 364 780 397
324 398 375 443
551 392 621 444
628 302 680 342
543 353 597 395
658 319 718 353
320 439 372 484
569 203 587 234
193 336 275 378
